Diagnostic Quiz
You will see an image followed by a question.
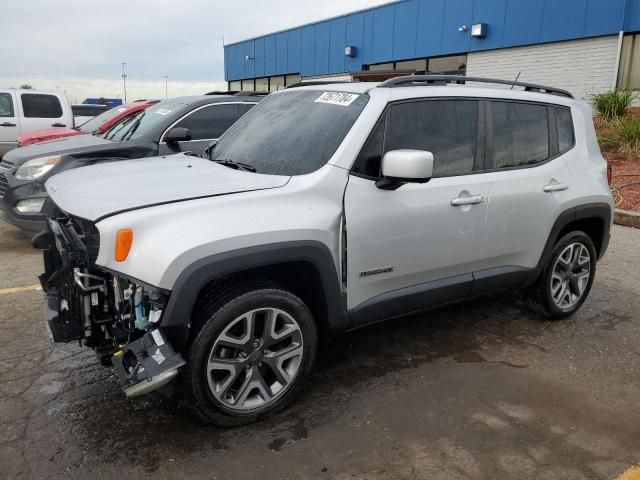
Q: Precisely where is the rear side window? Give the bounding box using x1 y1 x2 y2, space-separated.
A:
0 93 14 117
555 106 574 153
353 99 479 177
21 94 63 118
490 101 549 168
173 104 239 140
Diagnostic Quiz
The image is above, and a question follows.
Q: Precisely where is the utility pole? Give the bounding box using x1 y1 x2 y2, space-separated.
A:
164 75 168 99
121 62 127 103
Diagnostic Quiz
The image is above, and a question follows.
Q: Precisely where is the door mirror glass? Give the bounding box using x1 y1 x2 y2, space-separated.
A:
379 149 434 188
165 127 192 144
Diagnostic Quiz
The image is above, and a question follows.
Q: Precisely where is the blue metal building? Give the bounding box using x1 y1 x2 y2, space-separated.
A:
224 0 640 99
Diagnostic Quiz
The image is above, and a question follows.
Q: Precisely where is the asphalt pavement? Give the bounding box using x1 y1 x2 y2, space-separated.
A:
0 221 639 480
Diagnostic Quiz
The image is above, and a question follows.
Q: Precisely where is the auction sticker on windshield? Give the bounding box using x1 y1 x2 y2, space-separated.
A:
315 92 360 107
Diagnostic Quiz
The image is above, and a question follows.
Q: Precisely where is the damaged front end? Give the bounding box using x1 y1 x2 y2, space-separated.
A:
35 216 185 397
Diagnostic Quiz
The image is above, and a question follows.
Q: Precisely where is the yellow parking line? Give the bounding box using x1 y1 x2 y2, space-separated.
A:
618 466 640 480
0 284 42 295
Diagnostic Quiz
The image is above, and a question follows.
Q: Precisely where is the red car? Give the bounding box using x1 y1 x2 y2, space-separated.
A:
16 100 159 147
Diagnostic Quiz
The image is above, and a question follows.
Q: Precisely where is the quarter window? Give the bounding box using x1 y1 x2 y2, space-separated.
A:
21 94 63 118
353 99 479 177
555 106 574 153
490 102 549 169
173 104 240 141
0 93 14 117
353 117 386 178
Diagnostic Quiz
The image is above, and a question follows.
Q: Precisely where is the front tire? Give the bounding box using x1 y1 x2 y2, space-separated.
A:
525 231 597 320
185 282 317 426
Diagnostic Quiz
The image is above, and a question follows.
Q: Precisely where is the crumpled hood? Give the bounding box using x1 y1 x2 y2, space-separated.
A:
45 153 290 221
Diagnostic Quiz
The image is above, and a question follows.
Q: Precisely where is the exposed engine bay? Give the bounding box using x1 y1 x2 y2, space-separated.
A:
37 216 185 397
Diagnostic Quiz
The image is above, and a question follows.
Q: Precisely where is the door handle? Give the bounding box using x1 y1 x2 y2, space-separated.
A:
0 122 16 127
51 123 66 127
543 183 569 193
451 194 485 206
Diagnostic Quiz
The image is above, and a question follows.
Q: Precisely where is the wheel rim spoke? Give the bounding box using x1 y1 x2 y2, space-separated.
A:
233 369 256 407
207 358 243 396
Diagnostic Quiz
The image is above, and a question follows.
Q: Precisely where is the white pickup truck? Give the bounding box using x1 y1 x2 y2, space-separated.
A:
0 89 74 158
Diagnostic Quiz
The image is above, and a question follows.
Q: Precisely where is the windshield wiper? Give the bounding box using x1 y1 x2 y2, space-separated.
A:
214 159 256 173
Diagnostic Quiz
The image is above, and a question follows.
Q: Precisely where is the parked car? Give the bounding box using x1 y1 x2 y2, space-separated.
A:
0 95 260 233
37 76 613 425
17 100 159 147
0 89 73 159
71 104 111 127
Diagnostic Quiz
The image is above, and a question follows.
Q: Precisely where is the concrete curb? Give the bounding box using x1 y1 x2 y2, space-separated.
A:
614 209 640 229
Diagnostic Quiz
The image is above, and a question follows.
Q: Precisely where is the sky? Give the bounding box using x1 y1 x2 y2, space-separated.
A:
1 0 392 103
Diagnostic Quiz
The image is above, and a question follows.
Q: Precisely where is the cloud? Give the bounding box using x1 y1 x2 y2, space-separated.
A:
1 0 390 99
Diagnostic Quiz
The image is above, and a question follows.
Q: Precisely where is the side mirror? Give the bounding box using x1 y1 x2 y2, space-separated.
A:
165 127 192 144
204 139 218 159
376 149 434 190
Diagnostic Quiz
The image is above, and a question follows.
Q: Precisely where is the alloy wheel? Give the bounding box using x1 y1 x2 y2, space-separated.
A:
206 308 304 411
550 242 592 309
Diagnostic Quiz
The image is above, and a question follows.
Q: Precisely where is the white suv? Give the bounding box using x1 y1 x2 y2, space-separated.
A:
38 76 613 425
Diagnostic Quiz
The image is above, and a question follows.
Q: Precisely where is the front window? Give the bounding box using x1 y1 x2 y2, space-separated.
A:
353 99 479 178
104 103 178 142
211 90 369 176
171 104 240 140
0 93 14 117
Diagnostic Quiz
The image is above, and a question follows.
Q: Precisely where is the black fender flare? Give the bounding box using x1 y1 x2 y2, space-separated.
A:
160 241 347 351
525 202 612 284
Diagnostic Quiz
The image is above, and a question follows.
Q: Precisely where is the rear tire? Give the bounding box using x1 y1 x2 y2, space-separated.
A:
184 281 317 426
524 231 597 320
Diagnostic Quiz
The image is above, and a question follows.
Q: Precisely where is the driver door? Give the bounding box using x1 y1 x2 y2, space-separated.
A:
344 98 489 325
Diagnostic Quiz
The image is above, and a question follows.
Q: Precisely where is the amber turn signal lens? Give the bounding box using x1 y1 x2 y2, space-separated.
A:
115 228 133 262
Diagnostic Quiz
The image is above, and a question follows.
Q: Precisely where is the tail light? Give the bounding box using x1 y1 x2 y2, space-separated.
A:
607 162 612 186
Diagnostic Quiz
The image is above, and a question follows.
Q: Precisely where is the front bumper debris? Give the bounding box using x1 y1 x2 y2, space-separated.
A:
40 215 186 397
112 329 186 397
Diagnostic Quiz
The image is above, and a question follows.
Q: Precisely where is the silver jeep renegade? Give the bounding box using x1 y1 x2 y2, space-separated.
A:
37 76 614 425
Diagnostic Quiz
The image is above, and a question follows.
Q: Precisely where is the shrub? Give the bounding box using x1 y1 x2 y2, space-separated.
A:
591 90 636 123
597 134 619 150
617 115 640 159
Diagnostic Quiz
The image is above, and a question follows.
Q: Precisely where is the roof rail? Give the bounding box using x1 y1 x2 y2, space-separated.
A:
285 80 355 89
233 91 269 97
378 75 574 99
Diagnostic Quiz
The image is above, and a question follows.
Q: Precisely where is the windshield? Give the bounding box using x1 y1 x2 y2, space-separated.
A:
103 103 178 142
79 105 130 133
211 90 368 175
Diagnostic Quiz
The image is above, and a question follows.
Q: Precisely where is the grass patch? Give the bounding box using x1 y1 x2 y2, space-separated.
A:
591 90 636 123
617 116 640 159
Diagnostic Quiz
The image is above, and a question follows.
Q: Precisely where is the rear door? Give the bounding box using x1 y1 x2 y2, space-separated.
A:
478 100 574 277
0 91 19 157
158 103 249 155
18 92 69 133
